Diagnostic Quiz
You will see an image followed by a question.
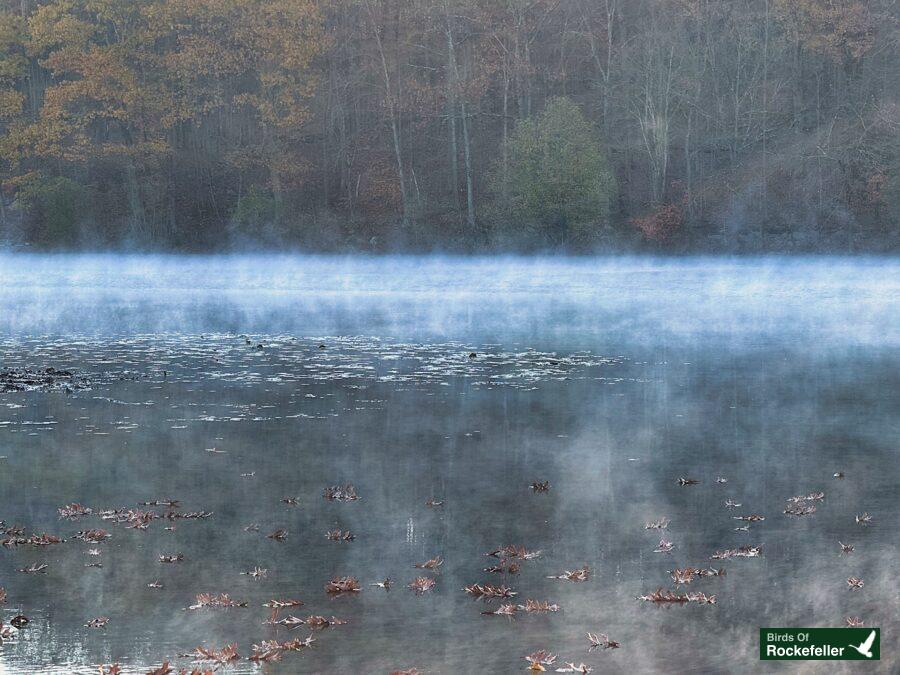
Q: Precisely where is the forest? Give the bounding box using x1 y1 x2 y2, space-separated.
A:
0 0 897 252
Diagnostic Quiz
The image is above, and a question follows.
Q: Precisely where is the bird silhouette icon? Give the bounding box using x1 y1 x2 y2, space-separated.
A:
850 630 876 658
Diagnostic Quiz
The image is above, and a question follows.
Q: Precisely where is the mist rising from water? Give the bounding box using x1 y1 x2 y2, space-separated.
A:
1 254 897 347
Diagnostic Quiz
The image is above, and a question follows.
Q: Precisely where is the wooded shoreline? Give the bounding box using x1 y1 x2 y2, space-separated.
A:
0 1 897 253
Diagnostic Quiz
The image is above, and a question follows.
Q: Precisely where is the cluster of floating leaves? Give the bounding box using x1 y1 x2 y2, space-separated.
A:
783 491 824 516
547 565 591 582
669 567 725 585
638 589 717 605
325 529 355 542
464 583 517 600
483 599 560 616
323 484 360 502
186 594 248 610
0 367 90 393
710 545 763 560
324 576 361 594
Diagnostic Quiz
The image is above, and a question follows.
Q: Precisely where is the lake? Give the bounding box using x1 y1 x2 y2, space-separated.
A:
0 254 897 673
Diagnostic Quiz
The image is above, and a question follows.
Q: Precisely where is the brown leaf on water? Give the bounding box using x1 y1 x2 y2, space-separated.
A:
847 576 864 590
281 497 300 506
525 649 557 670
784 503 816 516
530 480 550 492
486 545 541 560
3 533 63 547
145 662 174 675
547 565 590 582
415 555 443 570
325 576 361 594
186 593 247 610
158 553 184 563
267 529 288 542
639 588 688 604
463 583 516 600
587 632 619 649
654 539 674 553
140 499 180 508
58 503 92 519
641 588 680 605
73 529 110 543
325 529 355 542
98 664 122 675
845 617 864 627
249 636 315 663
855 512 872 525
482 602 518 616
323 484 359 501
0 588 5 604
266 613 304 628
264 598 304 609
670 568 697 585
241 566 267 579
248 645 283 663
519 599 559 613
303 615 348 628
733 514 765 522
697 567 726 578
408 577 436 594
678 477 700 486
425 498 443 508
484 559 521 575
371 578 393 589
165 510 211 521
710 545 762 559
686 591 717 605
267 612 346 629
85 617 109 629
190 643 240 665
281 635 316 651
670 567 725 585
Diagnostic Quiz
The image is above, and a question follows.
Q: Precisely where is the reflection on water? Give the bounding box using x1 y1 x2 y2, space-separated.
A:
0 256 897 673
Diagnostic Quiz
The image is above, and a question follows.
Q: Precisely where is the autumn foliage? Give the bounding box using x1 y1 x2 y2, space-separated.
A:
632 203 684 243
0 0 896 251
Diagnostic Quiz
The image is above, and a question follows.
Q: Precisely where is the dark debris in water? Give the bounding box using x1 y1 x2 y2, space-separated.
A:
0 367 89 393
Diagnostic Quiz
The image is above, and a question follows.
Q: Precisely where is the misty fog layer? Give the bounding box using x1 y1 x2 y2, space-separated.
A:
0 255 897 674
1 254 898 346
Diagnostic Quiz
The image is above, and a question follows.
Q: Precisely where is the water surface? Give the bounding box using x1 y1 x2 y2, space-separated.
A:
0 255 897 673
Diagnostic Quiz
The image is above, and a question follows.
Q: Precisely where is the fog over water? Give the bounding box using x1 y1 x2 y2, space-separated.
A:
0 254 897 673
1 254 897 344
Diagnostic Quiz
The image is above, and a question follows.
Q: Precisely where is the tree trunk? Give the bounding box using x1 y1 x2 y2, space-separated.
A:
364 0 410 225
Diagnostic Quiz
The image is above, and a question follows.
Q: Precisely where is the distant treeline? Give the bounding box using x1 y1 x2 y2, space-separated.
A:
0 0 897 252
